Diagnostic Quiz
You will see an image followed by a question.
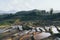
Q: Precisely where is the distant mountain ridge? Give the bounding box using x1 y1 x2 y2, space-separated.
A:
0 10 17 14
0 9 60 25
53 10 60 13
0 9 60 14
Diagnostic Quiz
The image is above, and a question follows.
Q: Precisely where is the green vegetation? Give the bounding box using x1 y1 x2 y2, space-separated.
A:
0 34 4 39
0 9 60 26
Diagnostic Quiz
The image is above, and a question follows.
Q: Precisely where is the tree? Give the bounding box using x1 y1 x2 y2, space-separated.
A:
50 8 53 15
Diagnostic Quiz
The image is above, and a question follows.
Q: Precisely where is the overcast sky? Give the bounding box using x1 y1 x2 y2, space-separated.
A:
0 0 60 11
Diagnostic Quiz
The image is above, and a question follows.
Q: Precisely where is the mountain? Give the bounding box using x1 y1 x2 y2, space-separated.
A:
0 9 60 25
53 10 60 13
0 10 17 15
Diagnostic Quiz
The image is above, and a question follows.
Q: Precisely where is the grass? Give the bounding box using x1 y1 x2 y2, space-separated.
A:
0 34 4 39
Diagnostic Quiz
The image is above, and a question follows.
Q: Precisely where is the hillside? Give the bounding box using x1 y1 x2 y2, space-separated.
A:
0 9 60 25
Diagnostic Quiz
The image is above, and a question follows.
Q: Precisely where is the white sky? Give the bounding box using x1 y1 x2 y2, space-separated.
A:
0 0 60 11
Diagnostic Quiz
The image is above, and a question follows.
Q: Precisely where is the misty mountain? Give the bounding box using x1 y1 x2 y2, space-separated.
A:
0 10 17 15
0 9 60 25
53 10 60 13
